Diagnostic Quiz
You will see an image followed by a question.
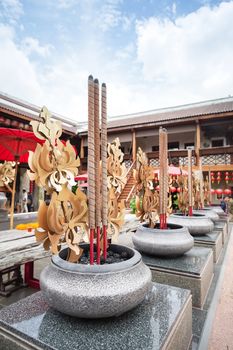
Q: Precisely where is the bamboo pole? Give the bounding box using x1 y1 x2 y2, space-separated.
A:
88 75 95 264
188 149 193 216
10 161 18 230
101 83 108 259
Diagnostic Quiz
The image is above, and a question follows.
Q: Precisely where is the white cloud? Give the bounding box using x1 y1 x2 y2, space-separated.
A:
135 1 233 106
21 37 53 57
1 0 233 125
0 25 42 99
57 0 77 9
0 0 23 24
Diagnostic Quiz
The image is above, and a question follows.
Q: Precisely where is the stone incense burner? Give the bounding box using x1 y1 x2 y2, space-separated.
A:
40 244 152 318
133 223 194 257
168 213 214 236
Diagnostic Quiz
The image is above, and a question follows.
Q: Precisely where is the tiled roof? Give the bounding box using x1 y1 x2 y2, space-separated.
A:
107 97 233 129
0 92 79 134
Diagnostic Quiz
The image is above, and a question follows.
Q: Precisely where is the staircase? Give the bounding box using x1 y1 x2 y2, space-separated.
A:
118 163 136 207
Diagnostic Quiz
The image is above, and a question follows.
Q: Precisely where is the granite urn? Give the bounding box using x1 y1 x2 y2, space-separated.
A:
193 208 219 223
168 213 214 236
133 223 194 257
40 244 152 318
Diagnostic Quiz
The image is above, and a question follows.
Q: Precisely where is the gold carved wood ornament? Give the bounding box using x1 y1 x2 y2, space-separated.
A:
28 107 88 262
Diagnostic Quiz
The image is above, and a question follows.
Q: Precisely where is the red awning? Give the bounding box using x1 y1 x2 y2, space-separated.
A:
0 127 44 163
75 173 88 181
154 165 188 176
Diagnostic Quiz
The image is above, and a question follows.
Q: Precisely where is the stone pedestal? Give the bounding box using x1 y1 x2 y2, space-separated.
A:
214 220 228 244
0 284 192 350
194 230 222 263
142 247 213 309
0 192 8 220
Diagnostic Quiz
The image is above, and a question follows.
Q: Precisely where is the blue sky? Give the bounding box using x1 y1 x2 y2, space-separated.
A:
0 0 232 122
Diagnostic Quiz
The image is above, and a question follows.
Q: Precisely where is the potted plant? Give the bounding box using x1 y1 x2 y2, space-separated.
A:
133 128 193 257
28 77 151 318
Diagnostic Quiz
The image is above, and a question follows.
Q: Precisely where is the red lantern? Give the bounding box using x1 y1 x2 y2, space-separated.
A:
223 189 231 195
225 171 229 183
177 187 181 193
170 186 176 193
211 172 214 176
215 188 223 195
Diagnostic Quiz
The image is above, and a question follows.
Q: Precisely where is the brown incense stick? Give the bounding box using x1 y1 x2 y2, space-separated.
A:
101 83 108 226
187 148 193 215
88 75 95 229
101 83 108 259
199 157 204 208
159 127 163 226
94 79 101 227
88 75 95 264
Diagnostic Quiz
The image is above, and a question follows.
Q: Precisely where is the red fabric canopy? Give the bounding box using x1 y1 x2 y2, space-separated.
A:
0 128 44 163
154 165 188 176
75 173 88 181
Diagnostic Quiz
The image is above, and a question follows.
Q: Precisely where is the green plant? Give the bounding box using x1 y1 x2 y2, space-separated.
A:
130 197 136 214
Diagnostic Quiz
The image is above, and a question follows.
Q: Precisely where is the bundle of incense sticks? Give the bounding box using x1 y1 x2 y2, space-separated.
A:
88 75 108 265
187 148 193 216
159 127 168 229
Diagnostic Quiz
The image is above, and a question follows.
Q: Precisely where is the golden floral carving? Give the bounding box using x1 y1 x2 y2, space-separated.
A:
29 107 88 262
107 138 126 241
177 174 189 213
107 138 127 193
134 148 159 228
0 161 15 187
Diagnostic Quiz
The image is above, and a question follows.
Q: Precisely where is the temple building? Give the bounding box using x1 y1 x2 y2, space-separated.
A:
1 91 233 209
79 96 233 204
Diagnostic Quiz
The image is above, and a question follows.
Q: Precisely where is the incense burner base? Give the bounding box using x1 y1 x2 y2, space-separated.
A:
40 244 152 318
133 223 194 257
168 214 214 236
193 209 219 223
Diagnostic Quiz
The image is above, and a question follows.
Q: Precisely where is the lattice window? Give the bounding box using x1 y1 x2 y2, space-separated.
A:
178 156 195 166
125 160 132 169
202 154 231 165
149 158 160 167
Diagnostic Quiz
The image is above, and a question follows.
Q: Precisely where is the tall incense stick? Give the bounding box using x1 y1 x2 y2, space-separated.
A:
159 127 164 228
199 157 204 209
164 131 168 228
94 79 101 264
159 127 168 228
188 149 193 216
101 83 108 259
208 167 212 205
88 75 95 264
